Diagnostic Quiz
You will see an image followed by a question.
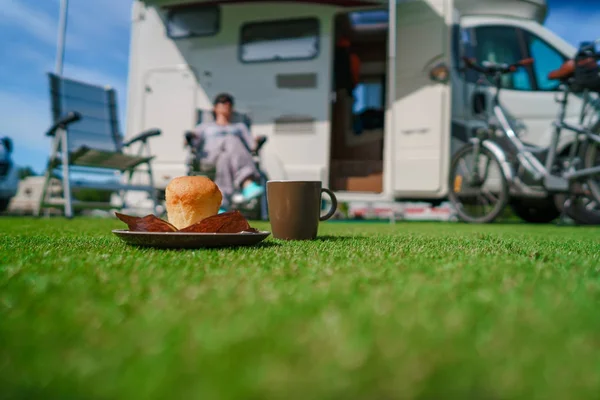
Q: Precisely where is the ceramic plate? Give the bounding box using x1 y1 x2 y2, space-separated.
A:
112 230 270 249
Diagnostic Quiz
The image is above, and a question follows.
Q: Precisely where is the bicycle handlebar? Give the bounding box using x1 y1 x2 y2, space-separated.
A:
462 56 533 76
576 43 600 61
578 38 600 53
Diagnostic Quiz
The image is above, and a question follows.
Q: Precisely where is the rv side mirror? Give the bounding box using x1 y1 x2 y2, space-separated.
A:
472 92 487 115
1 137 13 153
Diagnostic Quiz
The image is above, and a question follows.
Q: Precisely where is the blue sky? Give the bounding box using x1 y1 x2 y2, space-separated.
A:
0 0 598 174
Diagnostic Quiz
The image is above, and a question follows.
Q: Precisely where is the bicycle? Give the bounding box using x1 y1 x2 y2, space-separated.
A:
551 41 600 225
448 43 600 224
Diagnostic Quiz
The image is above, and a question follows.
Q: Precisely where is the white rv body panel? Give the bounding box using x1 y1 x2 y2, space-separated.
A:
454 0 547 23
123 0 585 211
126 2 340 190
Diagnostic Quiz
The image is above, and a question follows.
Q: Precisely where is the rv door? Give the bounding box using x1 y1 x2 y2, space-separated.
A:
390 0 454 198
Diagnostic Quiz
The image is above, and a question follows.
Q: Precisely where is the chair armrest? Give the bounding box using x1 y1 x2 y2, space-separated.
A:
46 112 81 137
253 135 268 155
122 128 161 147
184 131 197 148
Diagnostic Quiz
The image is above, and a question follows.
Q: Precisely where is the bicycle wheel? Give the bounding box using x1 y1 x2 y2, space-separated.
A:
448 143 509 223
583 143 600 205
582 121 600 205
555 192 600 225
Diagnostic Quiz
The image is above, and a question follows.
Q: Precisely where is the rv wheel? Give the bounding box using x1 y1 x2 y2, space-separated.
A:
509 196 560 224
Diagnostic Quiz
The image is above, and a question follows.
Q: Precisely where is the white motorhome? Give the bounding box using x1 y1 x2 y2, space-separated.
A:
124 0 584 210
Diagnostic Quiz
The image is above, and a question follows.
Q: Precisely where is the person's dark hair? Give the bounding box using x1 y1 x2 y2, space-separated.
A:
213 93 234 107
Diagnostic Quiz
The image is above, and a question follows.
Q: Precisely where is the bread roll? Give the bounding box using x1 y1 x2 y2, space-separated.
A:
165 176 222 230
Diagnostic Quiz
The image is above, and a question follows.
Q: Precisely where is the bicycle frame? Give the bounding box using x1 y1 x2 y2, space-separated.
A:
559 92 600 179
477 69 600 194
451 42 600 223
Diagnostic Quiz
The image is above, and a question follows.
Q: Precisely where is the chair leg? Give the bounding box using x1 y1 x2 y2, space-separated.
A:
37 167 53 218
36 134 62 217
59 129 73 218
120 169 135 210
259 171 269 221
142 142 159 215
146 161 158 215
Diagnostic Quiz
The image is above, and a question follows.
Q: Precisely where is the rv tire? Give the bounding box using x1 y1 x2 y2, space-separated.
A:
509 196 560 224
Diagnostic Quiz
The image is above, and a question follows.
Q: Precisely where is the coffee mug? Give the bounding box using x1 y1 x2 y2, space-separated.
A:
267 180 338 240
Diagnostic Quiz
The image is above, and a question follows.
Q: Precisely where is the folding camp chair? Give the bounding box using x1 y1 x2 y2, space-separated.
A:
183 108 269 220
37 73 162 218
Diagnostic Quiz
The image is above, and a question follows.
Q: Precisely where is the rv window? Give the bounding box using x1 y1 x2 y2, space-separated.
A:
166 5 220 39
524 32 566 91
239 18 319 63
469 26 533 91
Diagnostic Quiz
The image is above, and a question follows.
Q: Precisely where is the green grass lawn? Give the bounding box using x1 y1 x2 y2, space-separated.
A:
1 217 600 399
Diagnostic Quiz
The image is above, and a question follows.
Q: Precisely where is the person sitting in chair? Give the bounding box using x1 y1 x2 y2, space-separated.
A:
187 93 265 212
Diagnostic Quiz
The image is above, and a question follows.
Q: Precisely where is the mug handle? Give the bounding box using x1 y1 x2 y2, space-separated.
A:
319 188 338 221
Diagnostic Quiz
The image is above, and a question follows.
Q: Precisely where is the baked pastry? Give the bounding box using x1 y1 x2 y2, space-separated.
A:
165 176 222 230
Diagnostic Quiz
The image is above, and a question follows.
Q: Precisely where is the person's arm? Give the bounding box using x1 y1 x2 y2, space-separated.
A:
237 123 255 152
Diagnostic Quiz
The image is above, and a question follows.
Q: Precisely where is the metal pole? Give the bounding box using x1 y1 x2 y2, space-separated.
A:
386 0 397 192
387 0 397 113
55 0 69 218
55 0 69 75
